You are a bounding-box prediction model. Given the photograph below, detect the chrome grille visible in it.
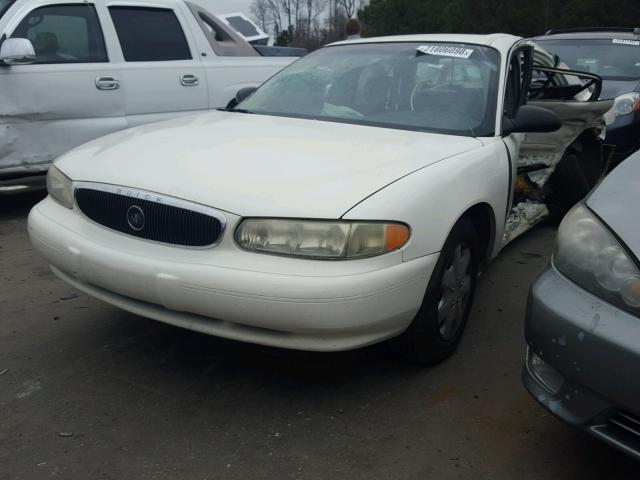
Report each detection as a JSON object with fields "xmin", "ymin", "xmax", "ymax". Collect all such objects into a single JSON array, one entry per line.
[{"xmin": 75, "ymin": 185, "xmax": 225, "ymax": 247}]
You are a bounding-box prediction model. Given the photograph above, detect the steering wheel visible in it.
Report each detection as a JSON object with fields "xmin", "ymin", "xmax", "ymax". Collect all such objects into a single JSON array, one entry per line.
[{"xmin": 410, "ymin": 80, "xmax": 436, "ymax": 112}]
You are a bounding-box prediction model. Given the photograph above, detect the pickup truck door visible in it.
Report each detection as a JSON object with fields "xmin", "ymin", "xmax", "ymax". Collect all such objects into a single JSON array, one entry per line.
[
  {"xmin": 0, "ymin": 0, "xmax": 125, "ymax": 177},
  {"xmin": 183, "ymin": 2, "xmax": 296, "ymax": 108},
  {"xmin": 106, "ymin": 4, "xmax": 208, "ymax": 127}
]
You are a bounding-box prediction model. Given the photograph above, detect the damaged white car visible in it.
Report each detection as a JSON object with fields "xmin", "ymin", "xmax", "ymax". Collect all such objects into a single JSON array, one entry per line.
[{"xmin": 29, "ymin": 34, "xmax": 613, "ymax": 364}]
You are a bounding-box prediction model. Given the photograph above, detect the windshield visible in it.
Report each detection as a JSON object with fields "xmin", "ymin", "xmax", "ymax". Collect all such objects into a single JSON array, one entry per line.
[
  {"xmin": 536, "ymin": 38, "xmax": 640, "ymax": 81},
  {"xmin": 238, "ymin": 42, "xmax": 500, "ymax": 137},
  {"xmin": 0, "ymin": 0, "xmax": 15, "ymax": 20}
]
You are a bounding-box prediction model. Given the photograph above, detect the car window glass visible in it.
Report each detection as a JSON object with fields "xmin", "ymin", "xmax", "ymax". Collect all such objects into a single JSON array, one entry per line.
[
  {"xmin": 109, "ymin": 6, "xmax": 191, "ymax": 61},
  {"xmin": 239, "ymin": 43, "xmax": 500, "ymax": 137},
  {"xmin": 12, "ymin": 4, "xmax": 107, "ymax": 64},
  {"xmin": 536, "ymin": 39, "xmax": 640, "ymax": 81}
]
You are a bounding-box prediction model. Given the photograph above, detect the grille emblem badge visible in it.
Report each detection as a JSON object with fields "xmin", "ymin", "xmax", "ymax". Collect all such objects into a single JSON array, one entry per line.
[{"xmin": 126, "ymin": 205, "xmax": 145, "ymax": 231}]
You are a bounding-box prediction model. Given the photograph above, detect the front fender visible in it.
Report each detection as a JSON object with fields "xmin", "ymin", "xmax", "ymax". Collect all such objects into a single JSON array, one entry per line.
[{"xmin": 342, "ymin": 141, "xmax": 509, "ymax": 262}]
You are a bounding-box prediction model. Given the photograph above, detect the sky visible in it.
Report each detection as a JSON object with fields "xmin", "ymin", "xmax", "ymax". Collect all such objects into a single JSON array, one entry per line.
[{"xmin": 194, "ymin": 0, "xmax": 254, "ymax": 15}]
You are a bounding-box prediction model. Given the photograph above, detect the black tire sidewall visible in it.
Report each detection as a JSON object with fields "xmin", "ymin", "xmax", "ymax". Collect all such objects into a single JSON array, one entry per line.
[{"xmin": 392, "ymin": 218, "xmax": 480, "ymax": 364}]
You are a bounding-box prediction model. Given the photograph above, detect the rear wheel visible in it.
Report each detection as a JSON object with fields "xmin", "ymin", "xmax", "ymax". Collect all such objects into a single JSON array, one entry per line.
[{"xmin": 390, "ymin": 218, "xmax": 479, "ymax": 364}]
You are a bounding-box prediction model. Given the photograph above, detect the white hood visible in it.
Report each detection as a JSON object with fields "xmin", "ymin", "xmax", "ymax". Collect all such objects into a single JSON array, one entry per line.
[{"xmin": 57, "ymin": 111, "xmax": 483, "ymax": 218}]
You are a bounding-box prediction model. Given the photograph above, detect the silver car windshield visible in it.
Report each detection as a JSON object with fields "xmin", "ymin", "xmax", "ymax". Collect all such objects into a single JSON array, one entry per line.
[{"xmin": 238, "ymin": 42, "xmax": 500, "ymax": 137}]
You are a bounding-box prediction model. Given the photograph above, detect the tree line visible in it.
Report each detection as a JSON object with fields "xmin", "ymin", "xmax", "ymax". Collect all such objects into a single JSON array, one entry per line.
[
  {"xmin": 250, "ymin": 0, "xmax": 367, "ymax": 50},
  {"xmin": 359, "ymin": 0, "xmax": 640, "ymax": 38},
  {"xmin": 250, "ymin": 0, "xmax": 640, "ymax": 49}
]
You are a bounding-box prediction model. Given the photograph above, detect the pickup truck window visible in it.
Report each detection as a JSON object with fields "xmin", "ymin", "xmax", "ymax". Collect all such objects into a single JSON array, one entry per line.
[
  {"xmin": 109, "ymin": 6, "xmax": 191, "ymax": 62},
  {"xmin": 12, "ymin": 4, "xmax": 107, "ymax": 64}
]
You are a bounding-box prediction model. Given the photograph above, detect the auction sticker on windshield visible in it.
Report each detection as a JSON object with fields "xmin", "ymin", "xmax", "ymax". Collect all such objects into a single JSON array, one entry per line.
[
  {"xmin": 417, "ymin": 45, "xmax": 474, "ymax": 59},
  {"xmin": 613, "ymin": 38, "xmax": 640, "ymax": 46}
]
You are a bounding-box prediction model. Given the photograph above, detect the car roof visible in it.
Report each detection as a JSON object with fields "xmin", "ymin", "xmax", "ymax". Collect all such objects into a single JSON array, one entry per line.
[
  {"xmin": 330, "ymin": 33, "xmax": 520, "ymax": 51},
  {"xmin": 536, "ymin": 28, "xmax": 640, "ymax": 41}
]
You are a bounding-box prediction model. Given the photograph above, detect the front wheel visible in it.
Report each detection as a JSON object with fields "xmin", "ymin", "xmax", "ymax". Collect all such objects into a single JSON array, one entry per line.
[{"xmin": 390, "ymin": 218, "xmax": 479, "ymax": 365}]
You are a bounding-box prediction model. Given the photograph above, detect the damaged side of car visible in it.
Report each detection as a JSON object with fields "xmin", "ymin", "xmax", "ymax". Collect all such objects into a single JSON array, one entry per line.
[{"xmin": 503, "ymin": 43, "xmax": 615, "ymax": 245}]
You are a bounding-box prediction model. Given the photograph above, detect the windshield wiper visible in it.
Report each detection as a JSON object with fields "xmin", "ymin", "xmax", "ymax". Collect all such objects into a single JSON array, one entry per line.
[{"xmin": 218, "ymin": 107, "xmax": 255, "ymax": 114}]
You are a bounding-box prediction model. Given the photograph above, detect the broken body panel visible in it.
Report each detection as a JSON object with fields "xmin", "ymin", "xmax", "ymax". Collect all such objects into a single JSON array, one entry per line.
[{"xmin": 503, "ymin": 44, "xmax": 614, "ymax": 245}]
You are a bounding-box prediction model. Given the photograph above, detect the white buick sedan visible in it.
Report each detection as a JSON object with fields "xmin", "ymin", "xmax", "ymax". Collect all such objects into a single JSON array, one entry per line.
[{"xmin": 29, "ymin": 34, "xmax": 613, "ymax": 363}]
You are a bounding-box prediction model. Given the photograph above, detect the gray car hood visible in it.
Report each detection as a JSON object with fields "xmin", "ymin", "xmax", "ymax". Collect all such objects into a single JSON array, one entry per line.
[{"xmin": 587, "ymin": 151, "xmax": 640, "ymax": 257}]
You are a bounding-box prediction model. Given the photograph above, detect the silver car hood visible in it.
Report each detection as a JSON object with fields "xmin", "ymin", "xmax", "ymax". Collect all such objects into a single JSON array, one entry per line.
[{"xmin": 587, "ymin": 151, "xmax": 640, "ymax": 258}]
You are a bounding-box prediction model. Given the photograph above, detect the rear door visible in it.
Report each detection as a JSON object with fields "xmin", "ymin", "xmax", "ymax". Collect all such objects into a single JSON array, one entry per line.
[
  {"xmin": 107, "ymin": 4, "xmax": 208, "ymax": 127},
  {"xmin": 0, "ymin": 0, "xmax": 125, "ymax": 176}
]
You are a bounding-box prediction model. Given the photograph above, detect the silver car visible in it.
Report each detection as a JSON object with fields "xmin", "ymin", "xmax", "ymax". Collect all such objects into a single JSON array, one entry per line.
[{"xmin": 523, "ymin": 150, "xmax": 640, "ymax": 459}]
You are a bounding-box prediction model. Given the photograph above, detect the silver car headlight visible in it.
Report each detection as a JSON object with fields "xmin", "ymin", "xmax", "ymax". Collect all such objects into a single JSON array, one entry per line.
[
  {"xmin": 235, "ymin": 219, "xmax": 410, "ymax": 259},
  {"xmin": 613, "ymin": 92, "xmax": 640, "ymax": 117},
  {"xmin": 46, "ymin": 165, "xmax": 74, "ymax": 209},
  {"xmin": 553, "ymin": 204, "xmax": 640, "ymax": 314}
]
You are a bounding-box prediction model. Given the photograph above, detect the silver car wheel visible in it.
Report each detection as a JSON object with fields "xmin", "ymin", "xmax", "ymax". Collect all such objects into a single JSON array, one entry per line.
[{"xmin": 437, "ymin": 242, "xmax": 472, "ymax": 341}]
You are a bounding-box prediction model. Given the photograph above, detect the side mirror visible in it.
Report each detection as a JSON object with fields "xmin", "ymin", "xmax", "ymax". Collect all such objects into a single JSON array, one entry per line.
[
  {"xmin": 0, "ymin": 38, "xmax": 36, "ymax": 66},
  {"xmin": 503, "ymin": 105, "xmax": 561, "ymax": 135},
  {"xmin": 235, "ymin": 86, "xmax": 257, "ymax": 105}
]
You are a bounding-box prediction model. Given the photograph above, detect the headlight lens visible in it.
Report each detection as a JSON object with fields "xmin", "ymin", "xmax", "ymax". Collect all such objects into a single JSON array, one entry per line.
[
  {"xmin": 553, "ymin": 204, "xmax": 640, "ymax": 314},
  {"xmin": 235, "ymin": 219, "xmax": 410, "ymax": 259},
  {"xmin": 613, "ymin": 92, "xmax": 640, "ymax": 116},
  {"xmin": 46, "ymin": 165, "xmax": 73, "ymax": 209}
]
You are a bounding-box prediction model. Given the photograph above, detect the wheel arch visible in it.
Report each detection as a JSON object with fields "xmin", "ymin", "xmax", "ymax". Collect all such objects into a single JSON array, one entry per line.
[{"xmin": 455, "ymin": 202, "xmax": 497, "ymax": 268}]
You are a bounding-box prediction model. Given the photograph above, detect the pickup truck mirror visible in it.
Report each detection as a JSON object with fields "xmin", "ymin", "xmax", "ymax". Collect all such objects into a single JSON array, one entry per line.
[
  {"xmin": 503, "ymin": 105, "xmax": 561, "ymax": 135},
  {"xmin": 0, "ymin": 38, "xmax": 36, "ymax": 66},
  {"xmin": 235, "ymin": 86, "xmax": 257, "ymax": 105}
]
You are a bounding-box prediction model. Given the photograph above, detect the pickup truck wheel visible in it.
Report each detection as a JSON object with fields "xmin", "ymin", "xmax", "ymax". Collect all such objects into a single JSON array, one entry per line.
[{"xmin": 390, "ymin": 218, "xmax": 479, "ymax": 365}]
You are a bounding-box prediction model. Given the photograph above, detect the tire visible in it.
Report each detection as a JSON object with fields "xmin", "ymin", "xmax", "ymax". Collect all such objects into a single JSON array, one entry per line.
[{"xmin": 390, "ymin": 217, "xmax": 480, "ymax": 365}]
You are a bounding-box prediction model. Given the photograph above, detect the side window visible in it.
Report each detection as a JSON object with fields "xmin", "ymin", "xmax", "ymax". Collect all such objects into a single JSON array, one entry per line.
[
  {"xmin": 12, "ymin": 4, "xmax": 107, "ymax": 64},
  {"xmin": 504, "ymin": 48, "xmax": 533, "ymax": 118},
  {"xmin": 109, "ymin": 7, "xmax": 191, "ymax": 62}
]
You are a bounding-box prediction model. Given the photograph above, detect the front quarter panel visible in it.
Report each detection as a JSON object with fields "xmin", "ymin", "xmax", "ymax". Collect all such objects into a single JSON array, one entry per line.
[{"xmin": 342, "ymin": 141, "xmax": 509, "ymax": 262}]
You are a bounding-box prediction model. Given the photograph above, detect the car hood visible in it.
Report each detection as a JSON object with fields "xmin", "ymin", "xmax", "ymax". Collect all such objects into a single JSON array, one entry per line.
[
  {"xmin": 57, "ymin": 111, "xmax": 483, "ymax": 218},
  {"xmin": 601, "ymin": 79, "xmax": 640, "ymax": 100},
  {"xmin": 587, "ymin": 151, "xmax": 640, "ymax": 257}
]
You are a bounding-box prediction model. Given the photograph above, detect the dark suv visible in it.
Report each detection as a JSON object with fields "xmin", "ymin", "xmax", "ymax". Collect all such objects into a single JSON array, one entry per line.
[{"xmin": 534, "ymin": 28, "xmax": 640, "ymax": 165}]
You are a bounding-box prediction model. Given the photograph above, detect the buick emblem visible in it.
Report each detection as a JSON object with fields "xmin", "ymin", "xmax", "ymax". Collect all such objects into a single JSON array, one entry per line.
[{"xmin": 126, "ymin": 205, "xmax": 145, "ymax": 231}]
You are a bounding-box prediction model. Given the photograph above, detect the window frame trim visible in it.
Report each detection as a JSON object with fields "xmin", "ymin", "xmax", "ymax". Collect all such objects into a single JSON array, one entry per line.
[
  {"xmin": 8, "ymin": 2, "xmax": 110, "ymax": 64},
  {"xmin": 107, "ymin": 4, "xmax": 194, "ymax": 62}
]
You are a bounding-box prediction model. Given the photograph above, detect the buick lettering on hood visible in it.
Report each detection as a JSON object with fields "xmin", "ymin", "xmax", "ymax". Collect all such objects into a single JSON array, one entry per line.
[{"xmin": 29, "ymin": 34, "xmax": 613, "ymax": 363}]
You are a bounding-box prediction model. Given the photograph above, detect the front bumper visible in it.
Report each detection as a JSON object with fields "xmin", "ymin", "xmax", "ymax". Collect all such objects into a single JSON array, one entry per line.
[
  {"xmin": 28, "ymin": 196, "xmax": 435, "ymax": 351},
  {"xmin": 523, "ymin": 264, "xmax": 640, "ymax": 459}
]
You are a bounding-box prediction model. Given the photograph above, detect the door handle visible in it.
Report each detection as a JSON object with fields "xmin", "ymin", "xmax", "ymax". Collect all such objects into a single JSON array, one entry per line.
[
  {"xmin": 95, "ymin": 76, "xmax": 120, "ymax": 90},
  {"xmin": 180, "ymin": 74, "xmax": 199, "ymax": 86}
]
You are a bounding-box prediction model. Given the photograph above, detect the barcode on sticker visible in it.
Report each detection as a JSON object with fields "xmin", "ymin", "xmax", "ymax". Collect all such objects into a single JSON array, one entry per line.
[
  {"xmin": 613, "ymin": 38, "xmax": 640, "ymax": 46},
  {"xmin": 417, "ymin": 45, "xmax": 474, "ymax": 59}
]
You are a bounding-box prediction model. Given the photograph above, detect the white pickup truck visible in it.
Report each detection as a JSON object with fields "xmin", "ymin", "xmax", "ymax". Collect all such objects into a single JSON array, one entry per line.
[{"xmin": 0, "ymin": 0, "xmax": 303, "ymax": 184}]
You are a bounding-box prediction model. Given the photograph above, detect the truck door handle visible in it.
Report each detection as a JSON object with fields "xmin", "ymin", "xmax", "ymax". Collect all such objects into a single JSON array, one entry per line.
[
  {"xmin": 95, "ymin": 76, "xmax": 120, "ymax": 90},
  {"xmin": 180, "ymin": 74, "xmax": 199, "ymax": 86}
]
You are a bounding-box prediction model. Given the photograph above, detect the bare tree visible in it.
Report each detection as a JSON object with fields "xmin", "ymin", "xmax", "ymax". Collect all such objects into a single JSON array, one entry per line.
[
  {"xmin": 250, "ymin": 0, "xmax": 270, "ymax": 31},
  {"xmin": 335, "ymin": 0, "xmax": 365, "ymax": 18},
  {"xmin": 249, "ymin": 0, "xmax": 361, "ymax": 49}
]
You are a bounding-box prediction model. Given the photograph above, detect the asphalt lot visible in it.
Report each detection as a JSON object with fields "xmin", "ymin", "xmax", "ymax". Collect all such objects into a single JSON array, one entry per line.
[{"xmin": 1, "ymin": 191, "xmax": 637, "ymax": 480}]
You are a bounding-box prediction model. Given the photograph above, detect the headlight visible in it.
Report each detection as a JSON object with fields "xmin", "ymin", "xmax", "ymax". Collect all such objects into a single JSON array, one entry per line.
[
  {"xmin": 46, "ymin": 165, "xmax": 73, "ymax": 209},
  {"xmin": 235, "ymin": 219, "xmax": 410, "ymax": 259},
  {"xmin": 613, "ymin": 92, "xmax": 640, "ymax": 116},
  {"xmin": 553, "ymin": 204, "xmax": 640, "ymax": 314}
]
